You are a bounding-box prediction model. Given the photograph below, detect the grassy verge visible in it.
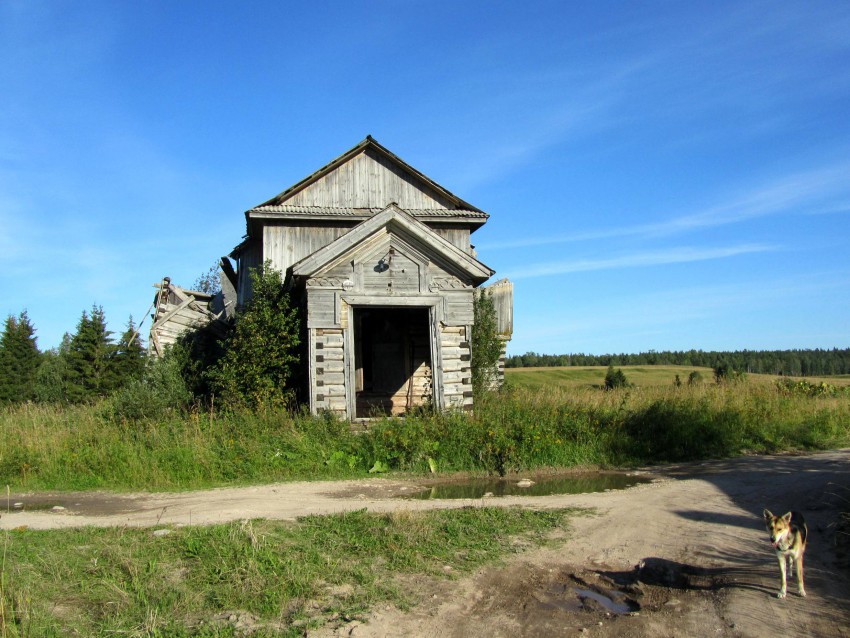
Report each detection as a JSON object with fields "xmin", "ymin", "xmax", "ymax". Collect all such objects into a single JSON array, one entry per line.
[
  {"xmin": 0, "ymin": 507, "xmax": 575, "ymax": 637},
  {"xmin": 2, "ymin": 377, "xmax": 850, "ymax": 492}
]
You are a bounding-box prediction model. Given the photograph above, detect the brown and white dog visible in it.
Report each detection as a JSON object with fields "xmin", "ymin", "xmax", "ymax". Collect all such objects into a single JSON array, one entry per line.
[{"xmin": 763, "ymin": 509, "xmax": 807, "ymax": 598}]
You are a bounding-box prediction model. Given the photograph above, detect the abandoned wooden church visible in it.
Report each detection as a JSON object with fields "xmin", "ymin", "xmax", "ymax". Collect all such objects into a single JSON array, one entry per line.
[{"xmin": 151, "ymin": 137, "xmax": 512, "ymax": 419}]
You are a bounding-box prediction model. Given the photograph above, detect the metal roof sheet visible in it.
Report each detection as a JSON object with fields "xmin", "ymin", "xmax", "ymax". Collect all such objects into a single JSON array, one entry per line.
[{"xmin": 248, "ymin": 205, "xmax": 489, "ymax": 219}]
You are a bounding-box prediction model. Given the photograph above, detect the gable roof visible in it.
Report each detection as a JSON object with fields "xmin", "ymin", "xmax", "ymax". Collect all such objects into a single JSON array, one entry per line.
[
  {"xmin": 246, "ymin": 136, "xmax": 489, "ymax": 227},
  {"xmin": 289, "ymin": 204, "xmax": 494, "ymax": 285}
]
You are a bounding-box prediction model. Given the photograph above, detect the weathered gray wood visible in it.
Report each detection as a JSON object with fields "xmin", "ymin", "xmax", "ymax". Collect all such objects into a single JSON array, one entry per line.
[
  {"xmin": 264, "ymin": 225, "xmax": 350, "ymax": 275},
  {"xmin": 291, "ymin": 206, "xmax": 493, "ymax": 283},
  {"xmin": 483, "ymin": 278, "xmax": 514, "ymax": 338},
  {"xmin": 152, "ymin": 297, "xmax": 194, "ymax": 330},
  {"xmin": 286, "ymin": 148, "xmax": 455, "ymax": 210},
  {"xmin": 229, "ymin": 139, "xmax": 511, "ymax": 419}
]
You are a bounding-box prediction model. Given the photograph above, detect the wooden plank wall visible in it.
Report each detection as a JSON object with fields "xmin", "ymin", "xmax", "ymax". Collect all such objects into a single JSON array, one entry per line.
[
  {"xmin": 486, "ymin": 278, "xmax": 514, "ymax": 338},
  {"xmin": 148, "ymin": 282, "xmax": 223, "ymax": 356},
  {"xmin": 432, "ymin": 227, "xmax": 472, "ymax": 253},
  {"xmin": 236, "ymin": 237, "xmax": 262, "ymax": 307},
  {"xmin": 287, "ymin": 150, "xmax": 455, "ymax": 210},
  {"xmin": 264, "ymin": 225, "xmax": 350, "ymax": 275}
]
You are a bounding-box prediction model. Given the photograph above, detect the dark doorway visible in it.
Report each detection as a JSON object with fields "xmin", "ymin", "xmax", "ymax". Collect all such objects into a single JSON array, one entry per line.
[{"xmin": 354, "ymin": 307, "xmax": 433, "ymax": 417}]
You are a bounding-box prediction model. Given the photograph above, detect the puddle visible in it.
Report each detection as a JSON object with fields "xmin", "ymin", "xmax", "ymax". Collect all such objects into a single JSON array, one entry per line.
[
  {"xmin": 573, "ymin": 588, "xmax": 634, "ymax": 614},
  {"xmin": 5, "ymin": 502, "xmax": 59, "ymax": 512},
  {"xmin": 404, "ymin": 472, "xmax": 652, "ymax": 500},
  {"xmin": 541, "ymin": 582, "xmax": 638, "ymax": 615},
  {"xmin": 4, "ymin": 493, "xmax": 142, "ymax": 516}
]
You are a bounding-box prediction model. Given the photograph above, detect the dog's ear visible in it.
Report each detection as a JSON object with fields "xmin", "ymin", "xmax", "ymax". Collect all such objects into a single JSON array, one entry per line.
[
  {"xmin": 763, "ymin": 509, "xmax": 773, "ymax": 521},
  {"xmin": 782, "ymin": 512, "xmax": 793, "ymax": 523}
]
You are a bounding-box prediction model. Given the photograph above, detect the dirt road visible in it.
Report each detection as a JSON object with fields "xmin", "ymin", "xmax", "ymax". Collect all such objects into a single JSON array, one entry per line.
[{"xmin": 3, "ymin": 449, "xmax": 849, "ymax": 637}]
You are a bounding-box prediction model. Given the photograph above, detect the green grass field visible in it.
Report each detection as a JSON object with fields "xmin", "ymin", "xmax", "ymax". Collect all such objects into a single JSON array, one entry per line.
[{"xmin": 505, "ymin": 365, "xmax": 850, "ymax": 390}]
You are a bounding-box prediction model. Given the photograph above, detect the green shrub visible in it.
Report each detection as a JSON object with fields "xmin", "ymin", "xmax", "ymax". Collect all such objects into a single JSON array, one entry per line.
[
  {"xmin": 104, "ymin": 355, "xmax": 192, "ymax": 422},
  {"xmin": 207, "ymin": 262, "xmax": 301, "ymax": 410},
  {"xmin": 471, "ymin": 289, "xmax": 502, "ymax": 397},
  {"xmin": 604, "ymin": 365, "xmax": 628, "ymax": 390}
]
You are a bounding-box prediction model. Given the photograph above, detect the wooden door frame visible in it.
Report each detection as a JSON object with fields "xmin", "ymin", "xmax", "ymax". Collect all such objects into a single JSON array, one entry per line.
[{"xmin": 343, "ymin": 294, "xmax": 444, "ymax": 419}]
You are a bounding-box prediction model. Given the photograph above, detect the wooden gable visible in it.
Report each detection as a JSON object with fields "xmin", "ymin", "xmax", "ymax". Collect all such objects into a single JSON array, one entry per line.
[
  {"xmin": 290, "ymin": 205, "xmax": 493, "ymax": 285},
  {"xmin": 247, "ymin": 137, "xmax": 489, "ymax": 229},
  {"xmin": 284, "ymin": 147, "xmax": 454, "ymax": 210}
]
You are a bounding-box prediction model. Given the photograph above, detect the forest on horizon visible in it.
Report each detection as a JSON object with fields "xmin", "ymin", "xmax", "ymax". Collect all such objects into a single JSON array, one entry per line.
[{"xmin": 505, "ymin": 348, "xmax": 850, "ymax": 377}]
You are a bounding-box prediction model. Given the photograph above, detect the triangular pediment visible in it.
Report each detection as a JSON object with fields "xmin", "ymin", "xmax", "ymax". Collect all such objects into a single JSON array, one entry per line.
[
  {"xmin": 290, "ymin": 205, "xmax": 493, "ymax": 284},
  {"xmin": 249, "ymin": 137, "xmax": 488, "ymax": 223}
]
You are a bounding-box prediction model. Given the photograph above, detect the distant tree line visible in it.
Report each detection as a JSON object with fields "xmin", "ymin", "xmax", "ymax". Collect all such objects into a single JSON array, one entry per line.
[
  {"xmin": 0, "ymin": 263, "xmax": 302, "ymax": 417},
  {"xmin": 506, "ymin": 348, "xmax": 850, "ymax": 377},
  {"xmin": 0, "ymin": 308, "xmax": 146, "ymax": 406}
]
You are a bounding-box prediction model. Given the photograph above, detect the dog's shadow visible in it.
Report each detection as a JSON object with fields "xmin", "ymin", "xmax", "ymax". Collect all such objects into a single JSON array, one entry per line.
[
  {"xmin": 598, "ymin": 557, "xmax": 774, "ymax": 596},
  {"xmin": 672, "ymin": 509, "xmax": 760, "ymax": 530}
]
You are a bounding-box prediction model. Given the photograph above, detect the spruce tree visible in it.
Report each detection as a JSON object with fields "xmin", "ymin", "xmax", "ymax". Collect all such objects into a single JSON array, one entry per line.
[
  {"xmin": 0, "ymin": 311, "xmax": 41, "ymax": 404},
  {"xmin": 112, "ymin": 317, "xmax": 147, "ymax": 387},
  {"xmin": 65, "ymin": 306, "xmax": 117, "ymax": 401}
]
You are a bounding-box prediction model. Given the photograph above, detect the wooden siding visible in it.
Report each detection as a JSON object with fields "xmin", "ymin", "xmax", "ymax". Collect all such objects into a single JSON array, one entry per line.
[
  {"xmin": 263, "ymin": 224, "xmax": 350, "ymax": 275},
  {"xmin": 360, "ymin": 246, "xmax": 421, "ymax": 295},
  {"xmin": 485, "ymin": 278, "xmax": 514, "ymax": 338},
  {"xmin": 286, "ymin": 149, "xmax": 456, "ymax": 210},
  {"xmin": 235, "ymin": 237, "xmax": 262, "ymax": 307},
  {"xmin": 432, "ymin": 227, "xmax": 472, "ymax": 253}
]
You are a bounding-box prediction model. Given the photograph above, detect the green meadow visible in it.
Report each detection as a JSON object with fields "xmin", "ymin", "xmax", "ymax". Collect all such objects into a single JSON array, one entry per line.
[
  {"xmin": 505, "ymin": 364, "xmax": 850, "ymax": 390},
  {"xmin": 2, "ymin": 369, "xmax": 849, "ymax": 492}
]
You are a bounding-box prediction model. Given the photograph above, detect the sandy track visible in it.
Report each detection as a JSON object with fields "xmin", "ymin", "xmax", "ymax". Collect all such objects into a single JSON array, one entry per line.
[{"xmin": 3, "ymin": 449, "xmax": 849, "ymax": 637}]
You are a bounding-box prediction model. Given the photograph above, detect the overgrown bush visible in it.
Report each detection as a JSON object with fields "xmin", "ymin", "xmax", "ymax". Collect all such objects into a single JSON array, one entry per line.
[
  {"xmin": 687, "ymin": 370, "xmax": 704, "ymax": 386},
  {"xmin": 104, "ymin": 355, "xmax": 192, "ymax": 422},
  {"xmin": 206, "ymin": 262, "xmax": 301, "ymax": 410},
  {"xmin": 604, "ymin": 365, "xmax": 628, "ymax": 390},
  {"xmin": 776, "ymin": 378, "xmax": 849, "ymax": 397},
  {"xmin": 714, "ymin": 362, "xmax": 746, "ymax": 384},
  {"xmin": 471, "ymin": 289, "xmax": 503, "ymax": 397}
]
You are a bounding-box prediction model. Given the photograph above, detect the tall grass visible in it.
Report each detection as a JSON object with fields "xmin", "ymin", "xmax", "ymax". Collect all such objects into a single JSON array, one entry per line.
[{"xmin": 2, "ymin": 380, "xmax": 849, "ymax": 491}]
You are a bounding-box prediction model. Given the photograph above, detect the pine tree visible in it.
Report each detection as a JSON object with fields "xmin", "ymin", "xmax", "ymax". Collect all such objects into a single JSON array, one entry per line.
[
  {"xmin": 65, "ymin": 306, "xmax": 117, "ymax": 402},
  {"xmin": 0, "ymin": 311, "xmax": 41, "ymax": 404}
]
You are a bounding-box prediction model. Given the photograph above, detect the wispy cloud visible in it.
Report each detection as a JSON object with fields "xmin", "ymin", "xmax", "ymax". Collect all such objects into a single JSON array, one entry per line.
[
  {"xmin": 482, "ymin": 162, "xmax": 850, "ymax": 250},
  {"xmin": 503, "ymin": 243, "xmax": 776, "ymax": 281},
  {"xmin": 512, "ymin": 268, "xmax": 850, "ymax": 353}
]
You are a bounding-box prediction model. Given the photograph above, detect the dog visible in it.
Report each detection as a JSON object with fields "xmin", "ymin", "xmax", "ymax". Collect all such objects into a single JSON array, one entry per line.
[{"xmin": 763, "ymin": 509, "xmax": 807, "ymax": 598}]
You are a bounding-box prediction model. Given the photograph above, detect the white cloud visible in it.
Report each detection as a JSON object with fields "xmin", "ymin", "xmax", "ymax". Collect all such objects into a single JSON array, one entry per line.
[
  {"xmin": 503, "ymin": 243, "xmax": 777, "ymax": 281},
  {"xmin": 481, "ymin": 162, "xmax": 850, "ymax": 251}
]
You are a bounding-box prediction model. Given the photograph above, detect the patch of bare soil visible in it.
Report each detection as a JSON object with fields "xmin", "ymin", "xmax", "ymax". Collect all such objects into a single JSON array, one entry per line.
[
  {"xmin": 309, "ymin": 450, "xmax": 850, "ymax": 638},
  {"xmin": 3, "ymin": 450, "xmax": 849, "ymax": 637}
]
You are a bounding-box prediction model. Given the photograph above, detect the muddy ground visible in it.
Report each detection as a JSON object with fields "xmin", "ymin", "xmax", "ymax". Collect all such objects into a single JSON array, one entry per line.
[{"xmin": 3, "ymin": 449, "xmax": 849, "ymax": 637}]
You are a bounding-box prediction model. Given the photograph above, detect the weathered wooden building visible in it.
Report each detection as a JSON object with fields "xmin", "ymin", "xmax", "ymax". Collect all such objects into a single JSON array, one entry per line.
[
  {"xmin": 173, "ymin": 136, "xmax": 511, "ymax": 419},
  {"xmin": 230, "ymin": 137, "xmax": 511, "ymax": 418}
]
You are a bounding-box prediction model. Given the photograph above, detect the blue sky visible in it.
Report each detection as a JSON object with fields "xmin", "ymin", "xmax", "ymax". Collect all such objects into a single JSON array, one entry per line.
[{"xmin": 2, "ymin": 0, "xmax": 849, "ymax": 356}]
